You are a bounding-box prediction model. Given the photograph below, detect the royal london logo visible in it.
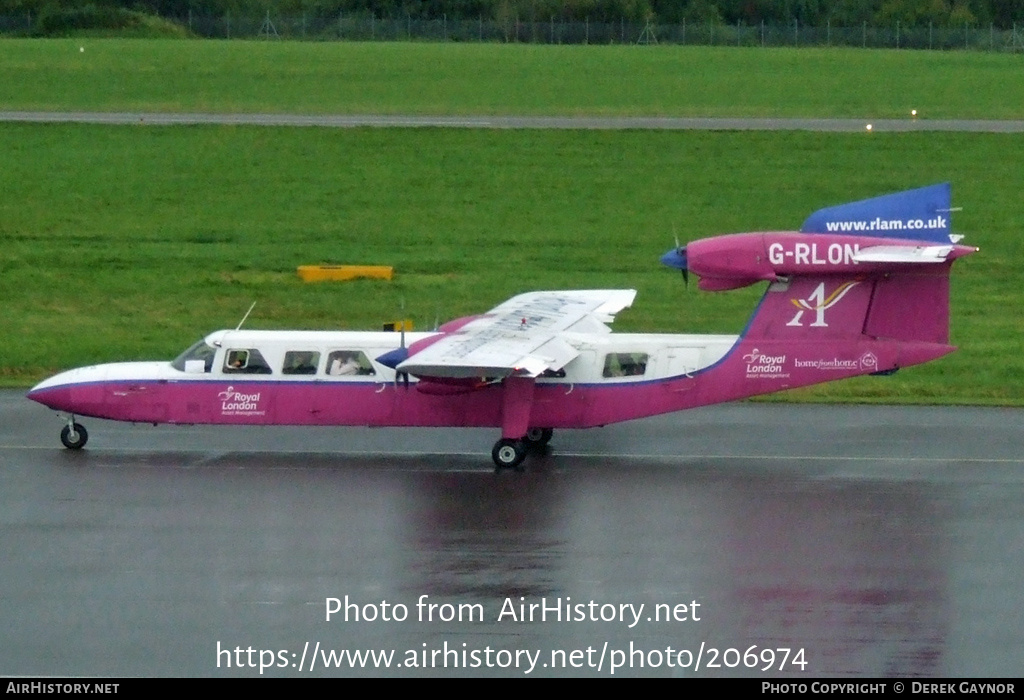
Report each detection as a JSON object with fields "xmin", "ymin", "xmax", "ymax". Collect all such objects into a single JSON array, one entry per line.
[
  {"xmin": 218, "ymin": 386, "xmax": 265, "ymax": 416},
  {"xmin": 786, "ymin": 280, "xmax": 861, "ymax": 328},
  {"xmin": 743, "ymin": 348, "xmax": 789, "ymax": 380}
]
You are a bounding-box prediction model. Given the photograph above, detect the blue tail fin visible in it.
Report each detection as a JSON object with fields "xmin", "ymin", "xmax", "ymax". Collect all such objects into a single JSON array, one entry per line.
[{"xmin": 800, "ymin": 183, "xmax": 953, "ymax": 243}]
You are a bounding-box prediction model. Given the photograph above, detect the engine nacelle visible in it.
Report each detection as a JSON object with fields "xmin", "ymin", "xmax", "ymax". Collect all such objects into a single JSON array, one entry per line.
[
  {"xmin": 663, "ymin": 232, "xmax": 976, "ymax": 292},
  {"xmin": 661, "ymin": 183, "xmax": 978, "ymax": 291}
]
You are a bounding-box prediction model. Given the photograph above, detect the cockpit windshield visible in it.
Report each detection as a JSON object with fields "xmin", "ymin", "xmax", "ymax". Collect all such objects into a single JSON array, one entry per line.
[{"xmin": 171, "ymin": 339, "xmax": 217, "ymax": 373}]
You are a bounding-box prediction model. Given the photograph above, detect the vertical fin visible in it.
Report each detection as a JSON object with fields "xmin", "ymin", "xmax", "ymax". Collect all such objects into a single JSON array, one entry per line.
[
  {"xmin": 745, "ymin": 276, "xmax": 874, "ymax": 342},
  {"xmin": 800, "ymin": 183, "xmax": 953, "ymax": 243}
]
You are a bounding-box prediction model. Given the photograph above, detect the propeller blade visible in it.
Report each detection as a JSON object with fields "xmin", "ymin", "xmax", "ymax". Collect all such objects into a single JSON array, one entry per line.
[
  {"xmin": 375, "ymin": 346, "xmax": 409, "ymax": 370},
  {"xmin": 660, "ymin": 245, "xmax": 688, "ymax": 287}
]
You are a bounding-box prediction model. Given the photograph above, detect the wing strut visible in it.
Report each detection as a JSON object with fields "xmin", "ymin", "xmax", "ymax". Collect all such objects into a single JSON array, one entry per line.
[
  {"xmin": 500, "ymin": 376, "xmax": 535, "ymax": 440},
  {"xmin": 491, "ymin": 376, "xmax": 537, "ymax": 470}
]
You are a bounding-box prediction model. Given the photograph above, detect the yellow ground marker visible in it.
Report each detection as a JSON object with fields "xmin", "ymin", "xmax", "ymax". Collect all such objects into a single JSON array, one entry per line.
[{"xmin": 297, "ymin": 265, "xmax": 393, "ymax": 282}]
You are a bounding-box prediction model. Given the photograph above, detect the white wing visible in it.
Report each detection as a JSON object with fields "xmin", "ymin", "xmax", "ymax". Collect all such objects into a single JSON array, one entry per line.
[{"xmin": 397, "ymin": 289, "xmax": 637, "ymax": 379}]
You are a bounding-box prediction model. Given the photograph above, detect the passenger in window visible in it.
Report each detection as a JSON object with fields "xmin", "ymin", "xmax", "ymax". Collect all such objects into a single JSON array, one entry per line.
[
  {"xmin": 623, "ymin": 353, "xmax": 648, "ymax": 376},
  {"xmin": 329, "ymin": 353, "xmax": 361, "ymax": 376},
  {"xmin": 283, "ymin": 351, "xmax": 318, "ymax": 375},
  {"xmin": 603, "ymin": 353, "xmax": 647, "ymax": 378}
]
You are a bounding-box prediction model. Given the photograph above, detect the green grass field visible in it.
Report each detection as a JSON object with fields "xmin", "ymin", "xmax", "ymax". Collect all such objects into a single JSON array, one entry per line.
[
  {"xmin": 2, "ymin": 40, "xmax": 1022, "ymax": 403},
  {"xmin": 3, "ymin": 39, "xmax": 1024, "ymax": 118}
]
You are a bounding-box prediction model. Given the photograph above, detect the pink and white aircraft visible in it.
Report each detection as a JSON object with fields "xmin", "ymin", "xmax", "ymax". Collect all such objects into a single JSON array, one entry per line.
[{"xmin": 28, "ymin": 184, "xmax": 976, "ymax": 469}]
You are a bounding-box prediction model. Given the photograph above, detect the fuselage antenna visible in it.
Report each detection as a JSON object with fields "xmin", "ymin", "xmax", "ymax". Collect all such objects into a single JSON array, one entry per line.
[{"xmin": 235, "ymin": 301, "xmax": 257, "ymax": 331}]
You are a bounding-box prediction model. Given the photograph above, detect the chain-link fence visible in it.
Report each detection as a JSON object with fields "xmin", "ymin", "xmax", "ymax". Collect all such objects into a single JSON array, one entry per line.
[{"xmin": 4, "ymin": 11, "xmax": 1024, "ymax": 51}]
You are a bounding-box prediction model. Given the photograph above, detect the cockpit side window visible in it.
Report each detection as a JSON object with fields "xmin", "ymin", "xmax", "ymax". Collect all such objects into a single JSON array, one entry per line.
[
  {"xmin": 171, "ymin": 339, "xmax": 216, "ymax": 373},
  {"xmin": 224, "ymin": 348, "xmax": 273, "ymax": 374},
  {"xmin": 282, "ymin": 351, "xmax": 320, "ymax": 375},
  {"xmin": 326, "ymin": 350, "xmax": 376, "ymax": 376}
]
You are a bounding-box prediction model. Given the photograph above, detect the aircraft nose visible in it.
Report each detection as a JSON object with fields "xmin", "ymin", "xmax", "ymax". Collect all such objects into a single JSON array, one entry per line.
[
  {"xmin": 26, "ymin": 366, "xmax": 107, "ymax": 414},
  {"xmin": 26, "ymin": 382, "xmax": 75, "ymax": 411}
]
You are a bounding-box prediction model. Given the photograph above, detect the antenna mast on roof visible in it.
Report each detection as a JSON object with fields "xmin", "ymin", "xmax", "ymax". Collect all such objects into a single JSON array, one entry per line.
[{"xmin": 235, "ymin": 302, "xmax": 257, "ymax": 331}]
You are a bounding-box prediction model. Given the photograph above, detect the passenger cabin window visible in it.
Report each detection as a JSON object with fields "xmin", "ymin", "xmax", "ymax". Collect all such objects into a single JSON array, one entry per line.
[
  {"xmin": 603, "ymin": 352, "xmax": 648, "ymax": 378},
  {"xmin": 282, "ymin": 351, "xmax": 320, "ymax": 375},
  {"xmin": 171, "ymin": 339, "xmax": 216, "ymax": 373},
  {"xmin": 224, "ymin": 348, "xmax": 273, "ymax": 374},
  {"xmin": 326, "ymin": 350, "xmax": 376, "ymax": 376}
]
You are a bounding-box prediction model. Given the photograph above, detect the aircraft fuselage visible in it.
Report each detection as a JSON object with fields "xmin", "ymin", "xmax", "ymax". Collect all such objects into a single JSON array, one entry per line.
[{"xmin": 27, "ymin": 324, "xmax": 948, "ymax": 433}]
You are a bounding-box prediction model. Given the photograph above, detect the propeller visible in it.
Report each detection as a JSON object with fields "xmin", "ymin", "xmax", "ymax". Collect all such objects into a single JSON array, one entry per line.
[
  {"xmin": 396, "ymin": 317, "xmax": 410, "ymax": 388},
  {"xmin": 660, "ymin": 237, "xmax": 689, "ymax": 286},
  {"xmin": 374, "ymin": 298, "xmax": 411, "ymax": 387},
  {"xmin": 375, "ymin": 343, "xmax": 411, "ymax": 388}
]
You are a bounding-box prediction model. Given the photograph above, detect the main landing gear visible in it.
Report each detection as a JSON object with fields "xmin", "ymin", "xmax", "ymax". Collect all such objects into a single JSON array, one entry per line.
[
  {"xmin": 491, "ymin": 428, "xmax": 553, "ymax": 470},
  {"xmin": 60, "ymin": 417, "xmax": 88, "ymax": 449}
]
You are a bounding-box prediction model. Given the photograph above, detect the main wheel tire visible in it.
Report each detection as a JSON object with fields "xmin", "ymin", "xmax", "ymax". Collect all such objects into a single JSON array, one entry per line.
[
  {"xmin": 60, "ymin": 423, "xmax": 88, "ymax": 449},
  {"xmin": 492, "ymin": 438, "xmax": 526, "ymax": 471},
  {"xmin": 523, "ymin": 427, "xmax": 553, "ymax": 446}
]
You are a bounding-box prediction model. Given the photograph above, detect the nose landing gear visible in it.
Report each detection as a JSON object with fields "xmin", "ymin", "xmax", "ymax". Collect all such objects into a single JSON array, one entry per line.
[{"xmin": 60, "ymin": 417, "xmax": 88, "ymax": 449}]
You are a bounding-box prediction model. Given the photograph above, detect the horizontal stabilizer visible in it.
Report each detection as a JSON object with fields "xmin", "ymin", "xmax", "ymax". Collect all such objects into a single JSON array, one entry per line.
[{"xmin": 853, "ymin": 245, "xmax": 955, "ymax": 264}]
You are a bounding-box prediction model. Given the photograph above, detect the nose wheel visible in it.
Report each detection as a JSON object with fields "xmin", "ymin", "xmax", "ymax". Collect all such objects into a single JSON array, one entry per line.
[{"xmin": 60, "ymin": 420, "xmax": 88, "ymax": 449}]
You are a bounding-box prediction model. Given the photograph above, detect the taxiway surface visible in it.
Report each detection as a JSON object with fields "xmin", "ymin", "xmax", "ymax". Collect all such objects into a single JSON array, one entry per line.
[
  {"xmin": 3, "ymin": 111, "xmax": 1024, "ymax": 132},
  {"xmin": 2, "ymin": 391, "xmax": 1023, "ymax": 677}
]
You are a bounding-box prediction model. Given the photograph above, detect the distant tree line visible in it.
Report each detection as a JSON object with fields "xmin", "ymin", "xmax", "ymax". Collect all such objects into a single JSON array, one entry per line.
[{"xmin": 3, "ymin": 0, "xmax": 1024, "ymax": 29}]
